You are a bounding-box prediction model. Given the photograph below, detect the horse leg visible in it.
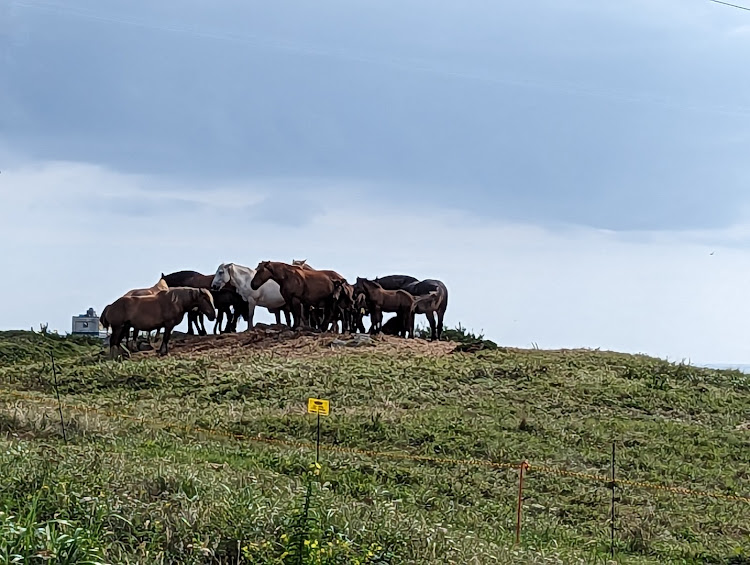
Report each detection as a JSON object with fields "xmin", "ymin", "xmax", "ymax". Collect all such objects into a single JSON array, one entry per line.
[
  {"xmin": 369, "ymin": 308, "xmax": 382, "ymax": 334},
  {"xmin": 158, "ymin": 325, "xmax": 175, "ymax": 356},
  {"xmin": 425, "ymin": 310, "xmax": 437, "ymax": 341},
  {"xmin": 273, "ymin": 309, "xmax": 281, "ymax": 325},
  {"xmin": 109, "ymin": 325, "xmax": 123, "ymax": 359},
  {"xmin": 227, "ymin": 309, "xmax": 238, "ymax": 333},
  {"xmin": 198, "ymin": 312, "xmax": 207, "ymax": 336},
  {"xmin": 322, "ymin": 300, "xmax": 338, "ymax": 333},
  {"xmin": 245, "ymin": 303, "xmax": 256, "ymax": 331},
  {"xmin": 291, "ymin": 299, "xmax": 303, "ymax": 329},
  {"xmin": 436, "ymin": 308, "xmax": 445, "ymax": 341},
  {"xmin": 130, "ymin": 328, "xmax": 140, "ymax": 351},
  {"xmin": 186, "ymin": 311, "xmax": 195, "ymax": 335},
  {"xmin": 214, "ymin": 309, "xmax": 223, "ymax": 335},
  {"xmin": 224, "ymin": 306, "xmax": 231, "ymax": 332},
  {"xmin": 356, "ymin": 310, "xmax": 366, "ymax": 334}
]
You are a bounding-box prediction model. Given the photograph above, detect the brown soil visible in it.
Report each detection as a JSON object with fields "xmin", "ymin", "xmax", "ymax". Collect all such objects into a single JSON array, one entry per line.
[{"xmin": 129, "ymin": 324, "xmax": 458, "ymax": 359}]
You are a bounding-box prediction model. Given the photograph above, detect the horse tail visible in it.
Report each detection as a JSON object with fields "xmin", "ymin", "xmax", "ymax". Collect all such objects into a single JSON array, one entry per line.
[
  {"xmin": 437, "ymin": 283, "xmax": 448, "ymax": 311},
  {"xmin": 100, "ymin": 305, "xmax": 110, "ymax": 330},
  {"xmin": 413, "ymin": 291, "xmax": 439, "ymax": 314}
]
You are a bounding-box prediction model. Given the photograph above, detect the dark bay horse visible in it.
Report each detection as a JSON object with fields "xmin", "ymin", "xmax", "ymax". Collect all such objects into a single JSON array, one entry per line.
[
  {"xmin": 251, "ymin": 261, "xmax": 337, "ymax": 329},
  {"xmin": 372, "ymin": 275, "xmax": 419, "ymax": 291},
  {"xmin": 402, "ymin": 279, "xmax": 448, "ymax": 340},
  {"xmin": 100, "ymin": 288, "xmax": 215, "ymax": 358}
]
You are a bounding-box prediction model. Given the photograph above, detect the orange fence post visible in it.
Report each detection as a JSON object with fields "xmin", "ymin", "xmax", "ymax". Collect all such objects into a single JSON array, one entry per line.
[{"xmin": 515, "ymin": 460, "xmax": 530, "ymax": 546}]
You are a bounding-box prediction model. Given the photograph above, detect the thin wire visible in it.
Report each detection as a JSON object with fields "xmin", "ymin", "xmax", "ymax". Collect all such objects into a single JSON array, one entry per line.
[{"xmin": 708, "ymin": 0, "xmax": 750, "ymax": 11}]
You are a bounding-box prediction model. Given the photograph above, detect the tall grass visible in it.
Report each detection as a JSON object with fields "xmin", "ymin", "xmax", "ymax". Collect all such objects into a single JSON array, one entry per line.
[{"xmin": 0, "ymin": 329, "xmax": 748, "ymax": 564}]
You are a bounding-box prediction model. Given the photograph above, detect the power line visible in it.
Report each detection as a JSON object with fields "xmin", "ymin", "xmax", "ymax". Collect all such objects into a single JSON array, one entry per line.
[{"xmin": 708, "ymin": 0, "xmax": 750, "ymax": 11}]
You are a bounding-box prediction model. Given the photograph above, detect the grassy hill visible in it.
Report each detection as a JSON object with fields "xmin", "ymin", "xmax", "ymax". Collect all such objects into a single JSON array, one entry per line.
[{"xmin": 0, "ymin": 328, "xmax": 748, "ymax": 564}]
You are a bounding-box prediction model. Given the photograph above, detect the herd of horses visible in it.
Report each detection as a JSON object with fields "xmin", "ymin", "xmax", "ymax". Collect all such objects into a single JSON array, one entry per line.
[{"xmin": 99, "ymin": 259, "xmax": 448, "ymax": 358}]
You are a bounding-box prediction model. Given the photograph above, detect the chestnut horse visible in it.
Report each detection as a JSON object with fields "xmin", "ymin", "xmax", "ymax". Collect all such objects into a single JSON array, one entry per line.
[
  {"xmin": 123, "ymin": 278, "xmax": 168, "ymax": 297},
  {"xmin": 251, "ymin": 261, "xmax": 337, "ymax": 329},
  {"xmin": 120, "ymin": 278, "xmax": 169, "ymax": 348},
  {"xmin": 292, "ymin": 260, "xmax": 350, "ymax": 331},
  {"xmin": 100, "ymin": 288, "xmax": 215, "ymax": 358}
]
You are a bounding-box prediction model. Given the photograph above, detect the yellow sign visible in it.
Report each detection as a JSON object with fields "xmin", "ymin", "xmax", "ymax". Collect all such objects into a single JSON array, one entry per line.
[{"xmin": 307, "ymin": 398, "xmax": 330, "ymax": 416}]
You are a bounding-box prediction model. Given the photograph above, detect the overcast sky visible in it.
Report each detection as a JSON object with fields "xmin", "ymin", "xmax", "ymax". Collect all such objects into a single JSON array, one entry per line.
[{"xmin": 2, "ymin": 0, "xmax": 750, "ymax": 365}]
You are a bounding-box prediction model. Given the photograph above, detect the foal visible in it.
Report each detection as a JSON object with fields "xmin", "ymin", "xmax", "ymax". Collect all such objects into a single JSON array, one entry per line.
[{"xmin": 355, "ymin": 278, "xmax": 418, "ymax": 338}]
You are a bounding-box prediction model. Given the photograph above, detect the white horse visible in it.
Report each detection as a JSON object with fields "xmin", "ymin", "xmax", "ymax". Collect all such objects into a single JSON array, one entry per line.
[{"xmin": 211, "ymin": 263, "xmax": 290, "ymax": 330}]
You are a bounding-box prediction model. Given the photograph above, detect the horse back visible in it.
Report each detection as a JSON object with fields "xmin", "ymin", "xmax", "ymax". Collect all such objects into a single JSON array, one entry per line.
[
  {"xmin": 162, "ymin": 270, "xmax": 212, "ymax": 289},
  {"xmin": 374, "ymin": 275, "xmax": 419, "ymax": 291},
  {"xmin": 108, "ymin": 290, "xmax": 187, "ymax": 330},
  {"xmin": 405, "ymin": 279, "xmax": 447, "ymax": 313},
  {"xmin": 299, "ymin": 269, "xmax": 335, "ymax": 296}
]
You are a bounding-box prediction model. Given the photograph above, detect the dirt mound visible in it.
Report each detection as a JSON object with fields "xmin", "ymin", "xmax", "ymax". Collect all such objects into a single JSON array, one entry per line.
[{"xmin": 130, "ymin": 324, "xmax": 457, "ymax": 359}]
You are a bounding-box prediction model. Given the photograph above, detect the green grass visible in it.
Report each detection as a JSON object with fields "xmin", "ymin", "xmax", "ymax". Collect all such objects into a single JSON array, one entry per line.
[{"xmin": 0, "ymin": 329, "xmax": 748, "ymax": 564}]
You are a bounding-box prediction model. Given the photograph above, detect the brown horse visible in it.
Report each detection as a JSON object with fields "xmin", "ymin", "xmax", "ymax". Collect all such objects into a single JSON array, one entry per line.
[
  {"xmin": 329, "ymin": 279, "xmax": 358, "ymax": 333},
  {"xmin": 100, "ymin": 288, "xmax": 215, "ymax": 359},
  {"xmin": 123, "ymin": 278, "xmax": 168, "ymax": 297},
  {"xmin": 161, "ymin": 270, "xmax": 253, "ymax": 335},
  {"xmin": 119, "ymin": 278, "xmax": 169, "ymax": 349},
  {"xmin": 372, "ymin": 274, "xmax": 449, "ymax": 340},
  {"xmin": 251, "ymin": 261, "xmax": 337, "ymax": 329},
  {"xmin": 378, "ymin": 291, "xmax": 442, "ymax": 338},
  {"xmin": 161, "ymin": 271, "xmax": 214, "ymax": 335},
  {"xmin": 292, "ymin": 260, "xmax": 350, "ymax": 330},
  {"xmin": 351, "ymin": 292, "xmax": 368, "ymax": 334},
  {"xmin": 355, "ymin": 278, "xmax": 420, "ymax": 338}
]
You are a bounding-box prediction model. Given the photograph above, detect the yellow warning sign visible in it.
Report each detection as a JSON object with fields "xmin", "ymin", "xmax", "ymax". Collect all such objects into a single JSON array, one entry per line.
[{"xmin": 307, "ymin": 398, "xmax": 330, "ymax": 416}]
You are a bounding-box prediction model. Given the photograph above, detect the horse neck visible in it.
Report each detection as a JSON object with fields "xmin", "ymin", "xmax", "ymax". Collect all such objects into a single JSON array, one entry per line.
[
  {"xmin": 363, "ymin": 281, "xmax": 383, "ymax": 300},
  {"xmin": 230, "ymin": 264, "xmax": 255, "ymax": 285},
  {"xmin": 270, "ymin": 263, "xmax": 293, "ymax": 283}
]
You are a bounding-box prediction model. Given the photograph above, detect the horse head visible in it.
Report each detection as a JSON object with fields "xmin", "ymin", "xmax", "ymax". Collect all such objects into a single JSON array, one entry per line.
[
  {"xmin": 250, "ymin": 261, "xmax": 272, "ymax": 290},
  {"xmin": 197, "ymin": 288, "xmax": 217, "ymax": 321},
  {"xmin": 333, "ymin": 280, "xmax": 354, "ymax": 306},
  {"xmin": 211, "ymin": 263, "xmax": 232, "ymax": 291}
]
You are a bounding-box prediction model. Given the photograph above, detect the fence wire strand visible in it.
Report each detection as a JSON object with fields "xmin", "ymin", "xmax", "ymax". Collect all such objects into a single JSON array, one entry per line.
[{"xmin": 1, "ymin": 389, "xmax": 748, "ymax": 504}]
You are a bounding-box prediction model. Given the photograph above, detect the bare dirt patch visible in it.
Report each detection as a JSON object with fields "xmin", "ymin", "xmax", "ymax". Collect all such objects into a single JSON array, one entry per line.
[{"xmin": 130, "ymin": 325, "xmax": 457, "ymax": 360}]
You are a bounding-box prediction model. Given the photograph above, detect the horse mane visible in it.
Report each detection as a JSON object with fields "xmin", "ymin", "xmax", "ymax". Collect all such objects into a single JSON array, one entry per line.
[{"xmin": 200, "ymin": 288, "xmax": 215, "ymax": 307}]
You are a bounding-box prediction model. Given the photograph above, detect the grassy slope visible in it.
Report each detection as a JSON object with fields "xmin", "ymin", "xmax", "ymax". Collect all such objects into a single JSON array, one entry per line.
[{"xmin": 0, "ymin": 329, "xmax": 748, "ymax": 564}]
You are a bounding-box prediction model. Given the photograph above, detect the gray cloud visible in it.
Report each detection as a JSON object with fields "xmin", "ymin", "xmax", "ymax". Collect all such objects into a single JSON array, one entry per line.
[{"xmin": 2, "ymin": 1, "xmax": 750, "ymax": 230}]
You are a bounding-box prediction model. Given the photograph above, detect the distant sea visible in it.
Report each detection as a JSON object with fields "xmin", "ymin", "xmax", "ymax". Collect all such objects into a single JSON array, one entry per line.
[{"xmin": 700, "ymin": 364, "xmax": 750, "ymax": 373}]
